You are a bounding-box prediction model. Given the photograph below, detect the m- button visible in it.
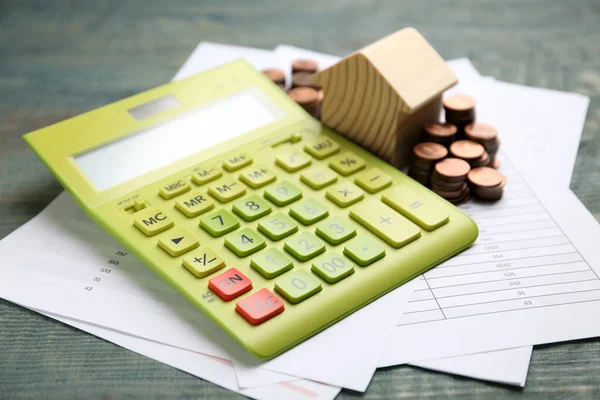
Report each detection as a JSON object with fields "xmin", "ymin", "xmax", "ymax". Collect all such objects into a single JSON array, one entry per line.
[
  {"xmin": 208, "ymin": 268, "xmax": 253, "ymax": 301},
  {"xmin": 159, "ymin": 179, "xmax": 191, "ymax": 199},
  {"xmin": 133, "ymin": 208, "xmax": 174, "ymax": 236}
]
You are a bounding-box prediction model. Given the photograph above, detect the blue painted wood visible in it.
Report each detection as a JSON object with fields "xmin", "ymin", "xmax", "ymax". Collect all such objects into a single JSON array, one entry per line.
[{"xmin": 1, "ymin": 0, "xmax": 600, "ymax": 398}]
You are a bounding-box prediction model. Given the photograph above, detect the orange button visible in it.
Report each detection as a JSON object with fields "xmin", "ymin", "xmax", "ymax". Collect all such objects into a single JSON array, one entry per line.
[
  {"xmin": 236, "ymin": 288, "xmax": 285, "ymax": 325},
  {"xmin": 208, "ymin": 268, "xmax": 252, "ymax": 301}
]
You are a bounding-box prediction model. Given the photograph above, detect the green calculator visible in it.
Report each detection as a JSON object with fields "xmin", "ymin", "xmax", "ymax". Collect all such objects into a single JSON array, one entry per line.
[{"xmin": 23, "ymin": 60, "xmax": 478, "ymax": 359}]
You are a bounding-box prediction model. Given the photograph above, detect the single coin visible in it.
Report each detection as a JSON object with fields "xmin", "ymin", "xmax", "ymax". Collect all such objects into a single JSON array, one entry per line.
[
  {"xmin": 292, "ymin": 59, "xmax": 318, "ymax": 73},
  {"xmin": 467, "ymin": 167, "xmax": 504, "ymax": 188},
  {"xmin": 443, "ymin": 95, "xmax": 476, "ymax": 111},
  {"xmin": 288, "ymin": 87, "xmax": 320, "ymax": 106},
  {"xmin": 317, "ymin": 90, "xmax": 324, "ymax": 102},
  {"xmin": 424, "ymin": 122, "xmax": 457, "ymax": 137},
  {"xmin": 465, "ymin": 123, "xmax": 498, "ymax": 141},
  {"xmin": 413, "ymin": 142, "xmax": 448, "ymax": 161},
  {"xmin": 435, "ymin": 158, "xmax": 471, "ymax": 178},
  {"xmin": 450, "ymin": 140, "xmax": 485, "ymax": 160},
  {"xmin": 262, "ymin": 68, "xmax": 285, "ymax": 84},
  {"xmin": 291, "ymin": 72, "xmax": 321, "ymax": 89},
  {"xmin": 493, "ymin": 158, "xmax": 500, "ymax": 169}
]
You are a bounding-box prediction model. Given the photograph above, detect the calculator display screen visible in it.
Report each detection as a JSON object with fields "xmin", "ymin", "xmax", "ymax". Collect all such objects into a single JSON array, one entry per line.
[{"xmin": 74, "ymin": 88, "xmax": 284, "ymax": 191}]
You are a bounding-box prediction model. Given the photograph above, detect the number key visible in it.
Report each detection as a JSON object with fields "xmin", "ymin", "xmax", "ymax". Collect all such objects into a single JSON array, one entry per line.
[
  {"xmin": 311, "ymin": 253, "xmax": 355, "ymax": 284},
  {"xmin": 284, "ymin": 232, "xmax": 326, "ymax": 261},
  {"xmin": 275, "ymin": 269, "xmax": 322, "ymax": 304},
  {"xmin": 225, "ymin": 228, "xmax": 266, "ymax": 257},
  {"xmin": 232, "ymin": 195, "xmax": 272, "ymax": 222},
  {"xmin": 250, "ymin": 248, "xmax": 293, "ymax": 279},
  {"xmin": 264, "ymin": 181, "xmax": 302, "ymax": 206},
  {"xmin": 315, "ymin": 216, "xmax": 357, "ymax": 245},
  {"xmin": 289, "ymin": 199, "xmax": 329, "ymax": 225},
  {"xmin": 199, "ymin": 209, "xmax": 240, "ymax": 237},
  {"xmin": 257, "ymin": 213, "xmax": 298, "ymax": 241}
]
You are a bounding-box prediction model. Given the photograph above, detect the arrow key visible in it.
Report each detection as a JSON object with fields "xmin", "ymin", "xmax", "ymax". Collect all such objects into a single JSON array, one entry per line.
[{"xmin": 158, "ymin": 228, "xmax": 200, "ymax": 257}]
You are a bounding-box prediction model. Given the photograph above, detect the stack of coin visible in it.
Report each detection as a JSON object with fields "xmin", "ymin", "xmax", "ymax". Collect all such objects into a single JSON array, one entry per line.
[
  {"xmin": 430, "ymin": 158, "xmax": 471, "ymax": 204},
  {"xmin": 287, "ymin": 87, "xmax": 321, "ymax": 118},
  {"xmin": 261, "ymin": 68, "xmax": 286, "ymax": 90},
  {"xmin": 449, "ymin": 140, "xmax": 488, "ymax": 168},
  {"xmin": 467, "ymin": 167, "xmax": 506, "ymax": 201},
  {"xmin": 465, "ymin": 122, "xmax": 500, "ymax": 166},
  {"xmin": 423, "ymin": 122, "xmax": 457, "ymax": 147},
  {"xmin": 292, "ymin": 59, "xmax": 318, "ymax": 74},
  {"xmin": 409, "ymin": 142, "xmax": 448, "ymax": 185},
  {"xmin": 291, "ymin": 71, "xmax": 321, "ymax": 90},
  {"xmin": 443, "ymin": 95, "xmax": 476, "ymax": 136}
]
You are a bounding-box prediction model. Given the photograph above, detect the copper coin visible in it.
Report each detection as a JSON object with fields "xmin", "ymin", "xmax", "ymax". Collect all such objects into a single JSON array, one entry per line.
[
  {"xmin": 493, "ymin": 158, "xmax": 500, "ymax": 169},
  {"xmin": 467, "ymin": 167, "xmax": 504, "ymax": 188},
  {"xmin": 262, "ymin": 68, "xmax": 285, "ymax": 84},
  {"xmin": 435, "ymin": 158, "xmax": 471, "ymax": 178},
  {"xmin": 424, "ymin": 122, "xmax": 457, "ymax": 137},
  {"xmin": 443, "ymin": 95, "xmax": 476, "ymax": 111},
  {"xmin": 450, "ymin": 140, "xmax": 485, "ymax": 160},
  {"xmin": 291, "ymin": 72, "xmax": 321, "ymax": 89},
  {"xmin": 292, "ymin": 59, "xmax": 318, "ymax": 73},
  {"xmin": 465, "ymin": 123, "xmax": 498, "ymax": 141},
  {"xmin": 288, "ymin": 87, "xmax": 320, "ymax": 106},
  {"xmin": 413, "ymin": 142, "xmax": 448, "ymax": 161}
]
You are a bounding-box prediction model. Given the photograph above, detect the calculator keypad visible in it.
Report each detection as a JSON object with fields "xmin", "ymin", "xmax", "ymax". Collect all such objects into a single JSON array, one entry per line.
[
  {"xmin": 192, "ymin": 166, "xmax": 222, "ymax": 185},
  {"xmin": 257, "ymin": 213, "xmax": 298, "ymax": 241},
  {"xmin": 159, "ymin": 179, "xmax": 191, "ymax": 199},
  {"xmin": 275, "ymin": 269, "xmax": 322, "ymax": 304},
  {"xmin": 236, "ymin": 288, "xmax": 285, "ymax": 325},
  {"xmin": 232, "ymin": 195, "xmax": 272, "ymax": 222},
  {"xmin": 284, "ymin": 232, "xmax": 326, "ymax": 262},
  {"xmin": 325, "ymin": 181, "xmax": 364, "ymax": 207},
  {"xmin": 225, "ymin": 228, "xmax": 267, "ymax": 257},
  {"xmin": 133, "ymin": 208, "xmax": 175, "ymax": 236},
  {"xmin": 121, "ymin": 130, "xmax": 470, "ymax": 339},
  {"xmin": 349, "ymin": 199, "xmax": 421, "ymax": 248},
  {"xmin": 239, "ymin": 165, "xmax": 277, "ymax": 189},
  {"xmin": 175, "ymin": 191, "xmax": 215, "ymax": 217},
  {"xmin": 311, "ymin": 253, "xmax": 355, "ymax": 284},
  {"xmin": 264, "ymin": 181, "xmax": 303, "ymax": 206},
  {"xmin": 208, "ymin": 179, "xmax": 246, "ymax": 203},
  {"xmin": 250, "ymin": 248, "xmax": 294, "ymax": 279},
  {"xmin": 289, "ymin": 199, "xmax": 329, "ymax": 225},
  {"xmin": 157, "ymin": 228, "xmax": 200, "ymax": 257},
  {"xmin": 209, "ymin": 268, "xmax": 253, "ymax": 301},
  {"xmin": 182, "ymin": 247, "xmax": 226, "ymax": 278},
  {"xmin": 200, "ymin": 209, "xmax": 240, "ymax": 237}
]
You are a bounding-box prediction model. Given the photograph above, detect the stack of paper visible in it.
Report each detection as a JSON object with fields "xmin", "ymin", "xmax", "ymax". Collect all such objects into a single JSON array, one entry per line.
[{"xmin": 0, "ymin": 42, "xmax": 595, "ymax": 398}]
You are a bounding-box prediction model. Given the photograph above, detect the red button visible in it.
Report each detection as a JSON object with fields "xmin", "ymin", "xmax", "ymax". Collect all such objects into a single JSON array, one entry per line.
[
  {"xmin": 236, "ymin": 288, "xmax": 285, "ymax": 325},
  {"xmin": 208, "ymin": 268, "xmax": 252, "ymax": 301}
]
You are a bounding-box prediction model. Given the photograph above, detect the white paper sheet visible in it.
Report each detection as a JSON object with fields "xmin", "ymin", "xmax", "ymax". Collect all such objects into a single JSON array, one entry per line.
[
  {"xmin": 271, "ymin": 44, "xmax": 535, "ymax": 387},
  {"xmin": 0, "ymin": 43, "xmax": 417, "ymax": 392}
]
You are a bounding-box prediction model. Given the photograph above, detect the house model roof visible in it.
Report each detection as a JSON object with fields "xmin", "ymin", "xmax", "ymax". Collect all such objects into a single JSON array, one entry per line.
[{"xmin": 312, "ymin": 27, "xmax": 457, "ymax": 167}]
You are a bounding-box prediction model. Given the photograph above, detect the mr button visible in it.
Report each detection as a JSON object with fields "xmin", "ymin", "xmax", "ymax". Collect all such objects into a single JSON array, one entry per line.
[
  {"xmin": 208, "ymin": 268, "xmax": 252, "ymax": 301},
  {"xmin": 236, "ymin": 288, "xmax": 285, "ymax": 325},
  {"xmin": 133, "ymin": 208, "xmax": 174, "ymax": 236}
]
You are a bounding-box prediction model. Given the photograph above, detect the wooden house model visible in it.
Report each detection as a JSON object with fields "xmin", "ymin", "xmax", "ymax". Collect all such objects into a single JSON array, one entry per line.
[{"xmin": 312, "ymin": 27, "xmax": 458, "ymax": 168}]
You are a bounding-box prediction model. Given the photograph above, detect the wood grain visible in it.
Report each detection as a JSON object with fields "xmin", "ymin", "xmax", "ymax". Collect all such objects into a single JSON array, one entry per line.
[
  {"xmin": 1, "ymin": 0, "xmax": 600, "ymax": 399},
  {"xmin": 314, "ymin": 28, "xmax": 457, "ymax": 167}
]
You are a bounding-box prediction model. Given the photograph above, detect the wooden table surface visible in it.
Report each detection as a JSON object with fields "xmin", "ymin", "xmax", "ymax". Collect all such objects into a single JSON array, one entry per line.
[{"xmin": 1, "ymin": 1, "xmax": 600, "ymax": 398}]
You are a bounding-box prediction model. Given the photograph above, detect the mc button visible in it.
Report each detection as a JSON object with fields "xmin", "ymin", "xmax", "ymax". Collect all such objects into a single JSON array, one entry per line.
[
  {"xmin": 133, "ymin": 208, "xmax": 174, "ymax": 237},
  {"xmin": 208, "ymin": 268, "xmax": 253, "ymax": 301}
]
